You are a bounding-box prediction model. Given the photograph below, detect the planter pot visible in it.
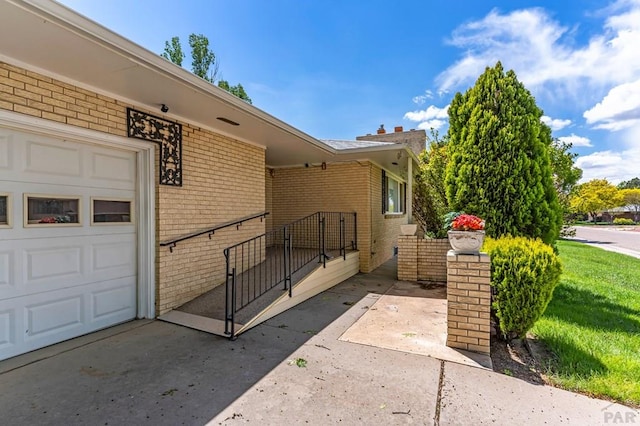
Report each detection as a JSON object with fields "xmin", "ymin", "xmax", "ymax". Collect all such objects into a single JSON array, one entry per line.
[
  {"xmin": 400, "ymin": 224, "xmax": 418, "ymax": 236},
  {"xmin": 447, "ymin": 230, "xmax": 485, "ymax": 254}
]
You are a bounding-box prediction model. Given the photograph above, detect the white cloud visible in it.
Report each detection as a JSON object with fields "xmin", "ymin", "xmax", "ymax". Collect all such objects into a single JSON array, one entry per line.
[
  {"xmin": 541, "ymin": 115, "xmax": 571, "ymax": 131},
  {"xmin": 436, "ymin": 2, "xmax": 640, "ymax": 95},
  {"xmin": 412, "ymin": 90, "xmax": 434, "ymax": 105},
  {"xmin": 558, "ymin": 133, "xmax": 592, "ymax": 147},
  {"xmin": 417, "ymin": 120, "xmax": 447, "ymax": 131},
  {"xmin": 404, "ymin": 105, "xmax": 449, "ymax": 122},
  {"xmin": 404, "ymin": 104, "xmax": 450, "ymax": 131},
  {"xmin": 576, "ymin": 146, "xmax": 640, "ymax": 184},
  {"xmin": 583, "ymin": 78, "xmax": 640, "ymax": 130}
]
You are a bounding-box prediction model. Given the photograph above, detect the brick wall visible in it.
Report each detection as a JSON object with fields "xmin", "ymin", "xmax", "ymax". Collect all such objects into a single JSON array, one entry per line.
[
  {"xmin": 0, "ymin": 61, "xmax": 266, "ymax": 315},
  {"xmin": 369, "ymin": 165, "xmax": 407, "ymax": 271},
  {"xmin": 397, "ymin": 237, "xmax": 450, "ymax": 282},
  {"xmin": 418, "ymin": 239, "xmax": 450, "ymax": 282},
  {"xmin": 270, "ymin": 162, "xmax": 372, "ymax": 271},
  {"xmin": 446, "ymin": 251, "xmax": 491, "ymax": 355},
  {"xmin": 270, "ymin": 162, "xmax": 408, "ymax": 273},
  {"xmin": 397, "ymin": 236, "xmax": 418, "ymax": 281}
]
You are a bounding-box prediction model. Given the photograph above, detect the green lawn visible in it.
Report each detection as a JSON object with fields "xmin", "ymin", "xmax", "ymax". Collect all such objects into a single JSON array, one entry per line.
[{"xmin": 532, "ymin": 240, "xmax": 640, "ymax": 406}]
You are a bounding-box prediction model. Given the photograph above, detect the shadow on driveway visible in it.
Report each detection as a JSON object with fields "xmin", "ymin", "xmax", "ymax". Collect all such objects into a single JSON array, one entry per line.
[{"xmin": 0, "ymin": 261, "xmax": 396, "ymax": 425}]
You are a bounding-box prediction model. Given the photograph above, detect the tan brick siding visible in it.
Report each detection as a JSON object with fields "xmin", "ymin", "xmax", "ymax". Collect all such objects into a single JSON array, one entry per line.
[
  {"xmin": 418, "ymin": 238, "xmax": 450, "ymax": 282},
  {"xmin": 270, "ymin": 162, "xmax": 373, "ymax": 272},
  {"xmin": 370, "ymin": 165, "xmax": 407, "ymax": 271},
  {"xmin": 397, "ymin": 236, "xmax": 418, "ymax": 281},
  {"xmin": 0, "ymin": 61, "xmax": 265, "ymax": 315},
  {"xmin": 446, "ymin": 252, "xmax": 491, "ymax": 355},
  {"xmin": 270, "ymin": 162, "xmax": 408, "ymax": 273}
]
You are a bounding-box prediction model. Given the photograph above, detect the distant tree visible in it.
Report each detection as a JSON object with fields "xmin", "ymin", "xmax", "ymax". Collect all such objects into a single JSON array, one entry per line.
[
  {"xmin": 618, "ymin": 177, "xmax": 640, "ymax": 189},
  {"xmin": 188, "ymin": 34, "xmax": 218, "ymax": 82},
  {"xmin": 413, "ymin": 130, "xmax": 449, "ymax": 237},
  {"xmin": 550, "ymin": 139, "xmax": 582, "ymax": 198},
  {"xmin": 620, "ymin": 188, "xmax": 640, "ymax": 222},
  {"xmin": 218, "ymin": 80, "xmax": 252, "ymax": 104},
  {"xmin": 570, "ymin": 179, "xmax": 622, "ymax": 222},
  {"xmin": 161, "ymin": 36, "xmax": 184, "ymax": 66},
  {"xmin": 549, "ymin": 139, "xmax": 582, "ymax": 236},
  {"xmin": 445, "ymin": 62, "xmax": 562, "ymax": 245},
  {"xmin": 162, "ymin": 34, "xmax": 251, "ymax": 103}
]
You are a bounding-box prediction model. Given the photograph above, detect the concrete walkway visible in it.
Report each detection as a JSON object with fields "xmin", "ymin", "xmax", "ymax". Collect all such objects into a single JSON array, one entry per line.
[{"xmin": 0, "ymin": 259, "xmax": 634, "ymax": 426}]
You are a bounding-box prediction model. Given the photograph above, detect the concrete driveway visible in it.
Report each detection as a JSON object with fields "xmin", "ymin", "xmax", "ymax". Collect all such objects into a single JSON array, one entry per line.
[{"xmin": 0, "ymin": 260, "xmax": 632, "ymax": 425}]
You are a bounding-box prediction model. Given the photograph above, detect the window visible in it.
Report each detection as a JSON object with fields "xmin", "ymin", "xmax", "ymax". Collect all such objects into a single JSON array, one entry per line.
[
  {"xmin": 25, "ymin": 194, "xmax": 81, "ymax": 226},
  {"xmin": 91, "ymin": 198, "xmax": 133, "ymax": 224},
  {"xmin": 382, "ymin": 170, "xmax": 405, "ymax": 214},
  {"xmin": 0, "ymin": 193, "xmax": 10, "ymax": 227}
]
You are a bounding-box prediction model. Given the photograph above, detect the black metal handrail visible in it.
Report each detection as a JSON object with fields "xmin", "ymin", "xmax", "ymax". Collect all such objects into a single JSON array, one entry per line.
[
  {"xmin": 160, "ymin": 211, "xmax": 269, "ymax": 252},
  {"xmin": 224, "ymin": 211, "xmax": 357, "ymax": 338}
]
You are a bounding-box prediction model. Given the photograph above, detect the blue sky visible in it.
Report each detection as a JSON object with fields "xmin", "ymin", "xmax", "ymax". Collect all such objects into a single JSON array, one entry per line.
[{"xmin": 58, "ymin": 0, "xmax": 640, "ymax": 184}]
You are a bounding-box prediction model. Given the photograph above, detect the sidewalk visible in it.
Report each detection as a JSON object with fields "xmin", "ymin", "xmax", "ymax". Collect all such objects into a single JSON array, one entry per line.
[{"xmin": 0, "ymin": 259, "xmax": 633, "ymax": 426}]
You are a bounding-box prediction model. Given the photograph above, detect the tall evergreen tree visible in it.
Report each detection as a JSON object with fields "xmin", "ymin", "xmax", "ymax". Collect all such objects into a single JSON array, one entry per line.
[{"xmin": 445, "ymin": 62, "xmax": 562, "ymax": 245}]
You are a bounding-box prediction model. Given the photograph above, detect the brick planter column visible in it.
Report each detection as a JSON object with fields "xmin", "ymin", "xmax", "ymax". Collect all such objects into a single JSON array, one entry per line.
[
  {"xmin": 397, "ymin": 236, "xmax": 418, "ymax": 281},
  {"xmin": 446, "ymin": 251, "xmax": 491, "ymax": 355}
]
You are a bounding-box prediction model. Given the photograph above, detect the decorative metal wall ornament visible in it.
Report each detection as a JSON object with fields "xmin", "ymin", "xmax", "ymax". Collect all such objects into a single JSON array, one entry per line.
[{"xmin": 126, "ymin": 107, "xmax": 182, "ymax": 186}]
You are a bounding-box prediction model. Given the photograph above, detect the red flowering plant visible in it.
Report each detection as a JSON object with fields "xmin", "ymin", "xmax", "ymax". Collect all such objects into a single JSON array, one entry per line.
[{"xmin": 443, "ymin": 211, "xmax": 485, "ymax": 232}]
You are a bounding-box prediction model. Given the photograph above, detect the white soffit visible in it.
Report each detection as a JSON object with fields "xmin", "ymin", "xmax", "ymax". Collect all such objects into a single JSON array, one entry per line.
[{"xmin": 0, "ymin": 0, "xmax": 333, "ymax": 166}]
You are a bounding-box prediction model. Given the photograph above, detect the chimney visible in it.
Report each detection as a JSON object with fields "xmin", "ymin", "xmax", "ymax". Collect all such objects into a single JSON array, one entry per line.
[
  {"xmin": 394, "ymin": 126, "xmax": 403, "ymax": 133},
  {"xmin": 377, "ymin": 124, "xmax": 386, "ymax": 134}
]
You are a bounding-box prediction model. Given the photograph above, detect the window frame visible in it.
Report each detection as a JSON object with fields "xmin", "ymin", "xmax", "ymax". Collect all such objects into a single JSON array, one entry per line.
[
  {"xmin": 382, "ymin": 170, "xmax": 406, "ymax": 215},
  {"xmin": 23, "ymin": 193, "xmax": 82, "ymax": 227},
  {"xmin": 90, "ymin": 197, "xmax": 135, "ymax": 225},
  {"xmin": 0, "ymin": 192, "xmax": 12, "ymax": 228}
]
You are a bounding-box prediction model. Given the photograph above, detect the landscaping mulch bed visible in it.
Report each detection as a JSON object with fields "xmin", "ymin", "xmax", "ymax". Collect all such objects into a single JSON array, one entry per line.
[{"xmin": 490, "ymin": 336, "xmax": 547, "ymax": 386}]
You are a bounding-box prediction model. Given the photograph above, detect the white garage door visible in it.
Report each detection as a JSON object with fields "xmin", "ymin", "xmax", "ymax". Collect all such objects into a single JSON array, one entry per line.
[{"xmin": 0, "ymin": 128, "xmax": 138, "ymax": 361}]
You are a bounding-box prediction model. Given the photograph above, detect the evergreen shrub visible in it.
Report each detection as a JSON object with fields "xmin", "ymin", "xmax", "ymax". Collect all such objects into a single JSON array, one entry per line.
[{"xmin": 483, "ymin": 236, "xmax": 562, "ymax": 340}]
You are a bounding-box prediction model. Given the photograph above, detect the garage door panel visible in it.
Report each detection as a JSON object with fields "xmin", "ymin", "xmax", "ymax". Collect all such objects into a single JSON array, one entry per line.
[
  {"xmin": 90, "ymin": 151, "xmax": 135, "ymax": 184},
  {"xmin": 91, "ymin": 277, "xmax": 136, "ymax": 321},
  {"xmin": 0, "ymin": 132, "xmax": 11, "ymax": 169},
  {"xmin": 25, "ymin": 294, "xmax": 83, "ymax": 339},
  {"xmin": 25, "ymin": 246, "xmax": 83, "ymax": 282},
  {"xmin": 92, "ymin": 240, "xmax": 135, "ymax": 273},
  {"xmin": 0, "ymin": 250, "xmax": 13, "ymax": 287},
  {"xmin": 0, "ymin": 309, "xmax": 15, "ymax": 350},
  {"xmin": 25, "ymin": 140, "xmax": 82, "ymax": 177}
]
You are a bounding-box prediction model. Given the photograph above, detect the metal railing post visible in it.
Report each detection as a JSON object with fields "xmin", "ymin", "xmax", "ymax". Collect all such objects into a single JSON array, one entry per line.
[
  {"xmin": 224, "ymin": 246, "xmax": 237, "ymax": 339},
  {"xmin": 224, "ymin": 248, "xmax": 231, "ymax": 335},
  {"xmin": 288, "ymin": 231, "xmax": 293, "ymax": 297},
  {"xmin": 317, "ymin": 212, "xmax": 322, "ymax": 263},
  {"xmin": 353, "ymin": 212, "xmax": 358, "ymax": 250},
  {"xmin": 283, "ymin": 225, "xmax": 292, "ymax": 292},
  {"xmin": 340, "ymin": 212, "xmax": 346, "ymax": 260},
  {"xmin": 321, "ymin": 215, "xmax": 326, "ymax": 268}
]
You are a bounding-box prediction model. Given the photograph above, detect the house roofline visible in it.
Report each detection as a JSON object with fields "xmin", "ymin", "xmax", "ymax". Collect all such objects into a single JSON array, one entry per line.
[{"xmin": 8, "ymin": 0, "xmax": 334, "ymax": 155}]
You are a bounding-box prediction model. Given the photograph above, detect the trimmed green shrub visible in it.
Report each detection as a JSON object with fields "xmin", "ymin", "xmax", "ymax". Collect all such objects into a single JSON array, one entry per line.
[
  {"xmin": 483, "ymin": 236, "xmax": 562, "ymax": 340},
  {"xmin": 613, "ymin": 218, "xmax": 635, "ymax": 225}
]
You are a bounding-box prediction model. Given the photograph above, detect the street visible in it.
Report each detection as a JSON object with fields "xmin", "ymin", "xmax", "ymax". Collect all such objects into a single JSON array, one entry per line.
[{"xmin": 572, "ymin": 226, "xmax": 640, "ymax": 258}]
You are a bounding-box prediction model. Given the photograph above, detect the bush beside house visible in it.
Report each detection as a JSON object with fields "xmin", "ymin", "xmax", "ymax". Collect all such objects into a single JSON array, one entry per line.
[{"xmin": 483, "ymin": 236, "xmax": 562, "ymax": 340}]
